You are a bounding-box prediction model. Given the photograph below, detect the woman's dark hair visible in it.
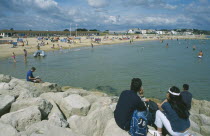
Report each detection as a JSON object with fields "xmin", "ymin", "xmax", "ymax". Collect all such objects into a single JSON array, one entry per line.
[
  {"xmin": 168, "ymin": 86, "xmax": 189, "ymax": 119},
  {"xmin": 130, "ymin": 78, "xmax": 142, "ymax": 92}
]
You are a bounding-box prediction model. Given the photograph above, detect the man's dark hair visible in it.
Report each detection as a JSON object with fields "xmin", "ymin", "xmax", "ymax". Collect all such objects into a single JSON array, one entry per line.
[
  {"xmin": 183, "ymin": 84, "xmax": 189, "ymax": 90},
  {"xmin": 130, "ymin": 78, "xmax": 142, "ymax": 92},
  {"xmin": 31, "ymin": 67, "xmax": 36, "ymax": 71}
]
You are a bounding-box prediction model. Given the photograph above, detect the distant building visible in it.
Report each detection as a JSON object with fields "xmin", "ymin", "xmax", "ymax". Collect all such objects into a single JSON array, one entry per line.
[
  {"xmin": 127, "ymin": 29, "xmax": 134, "ymax": 34},
  {"xmin": 171, "ymin": 30, "xmax": 178, "ymax": 35},
  {"xmin": 141, "ymin": 30, "xmax": 147, "ymax": 34},
  {"xmin": 109, "ymin": 31, "xmax": 127, "ymax": 34},
  {"xmin": 156, "ymin": 31, "xmax": 164, "ymax": 35},
  {"xmin": 0, "ymin": 32, "xmax": 6, "ymax": 37},
  {"xmin": 0, "ymin": 30, "xmax": 100, "ymax": 37},
  {"xmin": 183, "ymin": 31, "xmax": 193, "ymax": 35}
]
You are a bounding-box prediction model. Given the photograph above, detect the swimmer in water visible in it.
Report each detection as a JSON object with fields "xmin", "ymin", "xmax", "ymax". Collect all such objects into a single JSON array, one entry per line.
[
  {"xmin": 193, "ymin": 45, "xmax": 196, "ymax": 51},
  {"xmin": 12, "ymin": 52, "xmax": 16, "ymax": 63},
  {"xmin": 166, "ymin": 43, "xmax": 168, "ymax": 48},
  {"xmin": 198, "ymin": 50, "xmax": 203, "ymax": 58}
]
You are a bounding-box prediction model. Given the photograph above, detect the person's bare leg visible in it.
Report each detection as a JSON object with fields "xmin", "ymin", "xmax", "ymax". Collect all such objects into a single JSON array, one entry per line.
[{"xmin": 157, "ymin": 128, "xmax": 162, "ymax": 135}]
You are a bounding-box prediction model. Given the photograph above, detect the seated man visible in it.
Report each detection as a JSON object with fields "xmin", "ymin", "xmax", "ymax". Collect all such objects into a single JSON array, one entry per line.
[
  {"xmin": 181, "ymin": 84, "xmax": 192, "ymax": 110},
  {"xmin": 26, "ymin": 67, "xmax": 42, "ymax": 83},
  {"xmin": 114, "ymin": 78, "xmax": 147, "ymax": 135}
]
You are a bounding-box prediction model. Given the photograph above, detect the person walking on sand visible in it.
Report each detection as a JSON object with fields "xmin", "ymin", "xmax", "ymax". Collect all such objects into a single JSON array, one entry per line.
[
  {"xmin": 12, "ymin": 52, "xmax": 16, "ymax": 63},
  {"xmin": 23, "ymin": 49, "xmax": 27, "ymax": 60}
]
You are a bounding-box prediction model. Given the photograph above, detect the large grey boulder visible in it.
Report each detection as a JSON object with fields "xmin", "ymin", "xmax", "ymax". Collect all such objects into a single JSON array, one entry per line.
[
  {"xmin": 25, "ymin": 120, "xmax": 84, "ymax": 136},
  {"xmin": 0, "ymin": 122, "xmax": 18, "ymax": 136},
  {"xmin": 16, "ymin": 89, "xmax": 38, "ymax": 100},
  {"xmin": 201, "ymin": 126, "xmax": 210, "ymax": 136},
  {"xmin": 0, "ymin": 82, "xmax": 12, "ymax": 90},
  {"xmin": 0, "ymin": 95, "xmax": 15, "ymax": 116},
  {"xmin": 48, "ymin": 113, "xmax": 69, "ymax": 128},
  {"xmin": 189, "ymin": 119, "xmax": 200, "ymax": 133},
  {"xmin": 59, "ymin": 94, "xmax": 90, "ymax": 118},
  {"xmin": 0, "ymin": 106, "xmax": 42, "ymax": 131},
  {"xmin": 68, "ymin": 106, "xmax": 113, "ymax": 136},
  {"xmin": 35, "ymin": 82, "xmax": 61, "ymax": 94},
  {"xmin": 10, "ymin": 97, "xmax": 52, "ymax": 119},
  {"xmin": 64, "ymin": 88, "xmax": 89, "ymax": 97},
  {"xmin": 102, "ymin": 118, "xmax": 130, "ymax": 136},
  {"xmin": 89, "ymin": 97, "xmax": 112, "ymax": 113},
  {"xmin": 84, "ymin": 94, "xmax": 101, "ymax": 104},
  {"xmin": 0, "ymin": 74, "xmax": 12, "ymax": 83},
  {"xmin": 40, "ymin": 92, "xmax": 67, "ymax": 105},
  {"xmin": 9, "ymin": 78, "xmax": 33, "ymax": 89}
]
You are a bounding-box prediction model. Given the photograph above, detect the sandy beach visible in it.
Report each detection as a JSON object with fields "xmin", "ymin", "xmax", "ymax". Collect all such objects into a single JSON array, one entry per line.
[{"xmin": 0, "ymin": 34, "xmax": 207, "ymax": 59}]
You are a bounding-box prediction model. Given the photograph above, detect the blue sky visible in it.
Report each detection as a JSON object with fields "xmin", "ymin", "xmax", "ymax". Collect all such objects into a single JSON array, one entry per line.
[{"xmin": 0, "ymin": 0, "xmax": 210, "ymax": 31}]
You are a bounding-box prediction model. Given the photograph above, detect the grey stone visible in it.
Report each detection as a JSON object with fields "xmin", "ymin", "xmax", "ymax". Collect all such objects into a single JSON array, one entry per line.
[
  {"xmin": 59, "ymin": 94, "xmax": 90, "ymax": 118},
  {"xmin": 10, "ymin": 97, "xmax": 52, "ymax": 119},
  {"xmin": 35, "ymin": 82, "xmax": 61, "ymax": 94},
  {"xmin": 89, "ymin": 97, "xmax": 112, "ymax": 113},
  {"xmin": 0, "ymin": 74, "xmax": 12, "ymax": 83},
  {"xmin": 201, "ymin": 126, "xmax": 210, "ymax": 136},
  {"xmin": 189, "ymin": 119, "xmax": 200, "ymax": 133},
  {"xmin": 0, "ymin": 106, "xmax": 41, "ymax": 131},
  {"xmin": 0, "ymin": 82, "xmax": 12, "ymax": 90},
  {"xmin": 0, "ymin": 95, "xmax": 15, "ymax": 116},
  {"xmin": 25, "ymin": 120, "xmax": 83, "ymax": 136},
  {"xmin": 0, "ymin": 122, "xmax": 18, "ymax": 136},
  {"xmin": 64, "ymin": 88, "xmax": 89, "ymax": 97},
  {"xmin": 40, "ymin": 92, "xmax": 66, "ymax": 105},
  {"xmin": 68, "ymin": 106, "xmax": 113, "ymax": 136},
  {"xmin": 102, "ymin": 118, "xmax": 130, "ymax": 136},
  {"xmin": 48, "ymin": 113, "xmax": 69, "ymax": 128}
]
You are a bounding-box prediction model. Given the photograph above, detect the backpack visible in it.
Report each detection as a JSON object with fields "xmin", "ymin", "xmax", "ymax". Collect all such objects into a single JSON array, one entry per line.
[
  {"xmin": 129, "ymin": 110, "xmax": 148, "ymax": 136},
  {"xmin": 146, "ymin": 101, "xmax": 158, "ymax": 127}
]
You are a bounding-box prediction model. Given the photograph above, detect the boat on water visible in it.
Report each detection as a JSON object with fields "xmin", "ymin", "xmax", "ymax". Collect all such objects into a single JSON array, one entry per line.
[{"xmin": 33, "ymin": 50, "xmax": 46, "ymax": 57}]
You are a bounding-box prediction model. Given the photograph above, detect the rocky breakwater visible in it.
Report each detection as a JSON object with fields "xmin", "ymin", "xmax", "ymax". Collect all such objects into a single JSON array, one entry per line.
[{"xmin": 0, "ymin": 74, "xmax": 209, "ymax": 136}]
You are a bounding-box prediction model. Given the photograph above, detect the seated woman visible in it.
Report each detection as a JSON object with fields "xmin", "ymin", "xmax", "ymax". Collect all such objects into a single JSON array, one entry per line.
[{"xmin": 149, "ymin": 86, "xmax": 190, "ymax": 136}]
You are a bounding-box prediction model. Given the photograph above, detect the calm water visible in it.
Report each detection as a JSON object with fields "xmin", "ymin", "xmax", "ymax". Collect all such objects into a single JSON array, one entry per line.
[{"xmin": 0, "ymin": 39, "xmax": 210, "ymax": 100}]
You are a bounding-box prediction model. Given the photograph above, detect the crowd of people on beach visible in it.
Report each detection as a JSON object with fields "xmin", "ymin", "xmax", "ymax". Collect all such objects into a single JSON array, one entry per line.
[{"xmin": 114, "ymin": 78, "xmax": 192, "ymax": 136}]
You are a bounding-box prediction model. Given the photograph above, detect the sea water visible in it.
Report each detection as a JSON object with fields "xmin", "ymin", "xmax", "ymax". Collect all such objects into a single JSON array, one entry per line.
[{"xmin": 0, "ymin": 39, "xmax": 210, "ymax": 100}]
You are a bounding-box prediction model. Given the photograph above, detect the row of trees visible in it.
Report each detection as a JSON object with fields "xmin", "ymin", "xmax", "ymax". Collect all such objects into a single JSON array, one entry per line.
[{"xmin": 63, "ymin": 28, "xmax": 101, "ymax": 32}]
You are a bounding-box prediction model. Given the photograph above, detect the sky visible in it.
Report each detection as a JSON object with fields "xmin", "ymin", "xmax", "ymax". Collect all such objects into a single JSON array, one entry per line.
[{"xmin": 0, "ymin": 0, "xmax": 210, "ymax": 31}]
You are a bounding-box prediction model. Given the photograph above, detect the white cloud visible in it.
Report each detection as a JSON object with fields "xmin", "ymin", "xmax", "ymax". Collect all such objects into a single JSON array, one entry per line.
[{"xmin": 87, "ymin": 0, "xmax": 109, "ymax": 8}]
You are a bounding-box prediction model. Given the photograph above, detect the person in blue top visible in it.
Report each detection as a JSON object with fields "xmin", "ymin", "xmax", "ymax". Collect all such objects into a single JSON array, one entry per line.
[
  {"xmin": 26, "ymin": 67, "xmax": 42, "ymax": 83},
  {"xmin": 149, "ymin": 86, "xmax": 190, "ymax": 136},
  {"xmin": 114, "ymin": 78, "xmax": 147, "ymax": 132},
  {"xmin": 181, "ymin": 84, "xmax": 192, "ymax": 110}
]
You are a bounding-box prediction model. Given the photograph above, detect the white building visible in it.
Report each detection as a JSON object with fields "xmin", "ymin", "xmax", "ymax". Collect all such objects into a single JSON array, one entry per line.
[
  {"xmin": 171, "ymin": 30, "xmax": 178, "ymax": 35},
  {"xmin": 0, "ymin": 32, "xmax": 6, "ymax": 37},
  {"xmin": 156, "ymin": 31, "xmax": 164, "ymax": 35},
  {"xmin": 127, "ymin": 29, "xmax": 135, "ymax": 34},
  {"xmin": 184, "ymin": 31, "xmax": 193, "ymax": 35},
  {"xmin": 141, "ymin": 30, "xmax": 147, "ymax": 34}
]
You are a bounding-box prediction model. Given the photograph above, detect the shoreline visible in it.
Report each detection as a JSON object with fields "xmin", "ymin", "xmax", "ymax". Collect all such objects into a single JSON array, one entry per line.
[{"xmin": 0, "ymin": 35, "xmax": 209, "ymax": 60}]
